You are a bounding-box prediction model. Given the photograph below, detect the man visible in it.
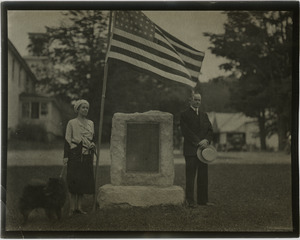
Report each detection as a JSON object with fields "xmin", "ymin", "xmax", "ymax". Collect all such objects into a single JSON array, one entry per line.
[{"xmin": 180, "ymin": 93, "xmax": 213, "ymax": 208}]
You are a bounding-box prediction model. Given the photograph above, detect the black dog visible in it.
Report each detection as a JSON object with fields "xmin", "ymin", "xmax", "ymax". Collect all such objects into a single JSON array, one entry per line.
[{"xmin": 19, "ymin": 178, "xmax": 67, "ymax": 224}]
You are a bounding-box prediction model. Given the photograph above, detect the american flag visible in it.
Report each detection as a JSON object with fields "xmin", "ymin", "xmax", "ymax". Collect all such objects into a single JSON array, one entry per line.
[{"xmin": 106, "ymin": 11, "xmax": 205, "ymax": 88}]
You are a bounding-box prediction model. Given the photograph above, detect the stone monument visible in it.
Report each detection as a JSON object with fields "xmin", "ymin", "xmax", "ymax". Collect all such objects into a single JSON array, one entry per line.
[{"xmin": 98, "ymin": 111, "xmax": 185, "ymax": 208}]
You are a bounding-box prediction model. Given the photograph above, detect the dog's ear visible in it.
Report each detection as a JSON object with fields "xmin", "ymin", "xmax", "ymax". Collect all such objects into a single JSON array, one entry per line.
[
  {"xmin": 43, "ymin": 186, "xmax": 52, "ymax": 196},
  {"xmin": 44, "ymin": 185, "xmax": 55, "ymax": 196}
]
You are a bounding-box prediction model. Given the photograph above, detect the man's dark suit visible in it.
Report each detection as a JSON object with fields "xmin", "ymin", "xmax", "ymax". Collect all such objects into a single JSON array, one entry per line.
[{"xmin": 180, "ymin": 107, "xmax": 213, "ymax": 205}]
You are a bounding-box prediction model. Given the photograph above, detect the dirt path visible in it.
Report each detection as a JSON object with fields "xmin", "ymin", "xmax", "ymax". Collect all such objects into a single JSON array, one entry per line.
[
  {"xmin": 7, "ymin": 149, "xmax": 111, "ymax": 166},
  {"xmin": 7, "ymin": 149, "xmax": 291, "ymax": 166}
]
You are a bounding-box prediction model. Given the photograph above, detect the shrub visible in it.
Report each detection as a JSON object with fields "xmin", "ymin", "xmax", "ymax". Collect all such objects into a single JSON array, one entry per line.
[{"xmin": 12, "ymin": 123, "xmax": 48, "ymax": 142}]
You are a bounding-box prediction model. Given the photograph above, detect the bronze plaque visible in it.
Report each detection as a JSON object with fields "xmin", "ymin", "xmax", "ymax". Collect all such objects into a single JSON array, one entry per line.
[{"xmin": 126, "ymin": 123, "xmax": 159, "ymax": 172}]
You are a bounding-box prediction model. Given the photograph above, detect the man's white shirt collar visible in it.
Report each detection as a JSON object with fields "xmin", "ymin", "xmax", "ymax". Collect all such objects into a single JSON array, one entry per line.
[{"xmin": 190, "ymin": 106, "xmax": 198, "ymax": 115}]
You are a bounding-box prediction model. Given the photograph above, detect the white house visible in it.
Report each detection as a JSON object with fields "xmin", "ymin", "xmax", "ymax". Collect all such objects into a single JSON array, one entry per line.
[
  {"xmin": 8, "ymin": 39, "xmax": 64, "ymax": 141},
  {"xmin": 207, "ymin": 112, "xmax": 279, "ymax": 151}
]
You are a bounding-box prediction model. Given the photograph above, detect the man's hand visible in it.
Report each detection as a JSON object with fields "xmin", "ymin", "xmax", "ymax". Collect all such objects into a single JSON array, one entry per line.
[
  {"xmin": 198, "ymin": 139, "xmax": 209, "ymax": 148},
  {"xmin": 63, "ymin": 158, "xmax": 68, "ymax": 165}
]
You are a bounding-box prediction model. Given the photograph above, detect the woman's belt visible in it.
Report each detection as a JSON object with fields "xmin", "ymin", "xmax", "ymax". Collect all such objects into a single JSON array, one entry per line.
[
  {"xmin": 71, "ymin": 141, "xmax": 92, "ymax": 154},
  {"xmin": 71, "ymin": 141, "xmax": 89, "ymax": 149}
]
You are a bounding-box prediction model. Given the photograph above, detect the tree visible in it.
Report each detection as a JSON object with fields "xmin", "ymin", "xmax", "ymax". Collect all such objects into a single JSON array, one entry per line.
[
  {"xmin": 29, "ymin": 11, "xmax": 207, "ymax": 144},
  {"xmin": 198, "ymin": 75, "xmax": 236, "ymax": 113},
  {"xmin": 45, "ymin": 11, "xmax": 109, "ymax": 119},
  {"xmin": 28, "ymin": 10, "xmax": 111, "ymax": 142},
  {"xmin": 204, "ymin": 11, "xmax": 293, "ymax": 150}
]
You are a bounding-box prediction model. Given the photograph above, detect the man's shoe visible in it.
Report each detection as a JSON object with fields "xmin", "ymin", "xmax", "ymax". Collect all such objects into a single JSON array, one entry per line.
[
  {"xmin": 68, "ymin": 209, "xmax": 76, "ymax": 216},
  {"xmin": 77, "ymin": 209, "xmax": 87, "ymax": 214},
  {"xmin": 198, "ymin": 202, "xmax": 215, "ymax": 206},
  {"xmin": 74, "ymin": 209, "xmax": 87, "ymax": 214},
  {"xmin": 187, "ymin": 203, "xmax": 198, "ymax": 208},
  {"xmin": 206, "ymin": 202, "xmax": 215, "ymax": 206}
]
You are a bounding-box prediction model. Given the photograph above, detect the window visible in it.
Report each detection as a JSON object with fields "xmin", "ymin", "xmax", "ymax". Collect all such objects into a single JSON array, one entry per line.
[
  {"xmin": 41, "ymin": 103, "xmax": 48, "ymax": 116},
  {"xmin": 21, "ymin": 101, "xmax": 48, "ymax": 119},
  {"xmin": 22, "ymin": 102, "xmax": 30, "ymax": 118},
  {"xmin": 31, "ymin": 102, "xmax": 39, "ymax": 119}
]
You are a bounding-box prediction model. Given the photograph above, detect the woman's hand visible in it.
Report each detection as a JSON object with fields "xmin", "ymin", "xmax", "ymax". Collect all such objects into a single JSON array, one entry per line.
[
  {"xmin": 63, "ymin": 158, "xmax": 68, "ymax": 165},
  {"xmin": 89, "ymin": 142, "xmax": 96, "ymax": 149}
]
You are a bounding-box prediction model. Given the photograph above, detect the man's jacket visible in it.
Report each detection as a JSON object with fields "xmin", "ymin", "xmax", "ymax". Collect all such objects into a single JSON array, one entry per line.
[{"xmin": 180, "ymin": 107, "xmax": 213, "ymax": 156}]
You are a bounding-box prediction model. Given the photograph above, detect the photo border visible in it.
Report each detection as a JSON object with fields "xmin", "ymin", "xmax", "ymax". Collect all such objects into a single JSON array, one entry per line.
[{"xmin": 1, "ymin": 1, "xmax": 299, "ymax": 238}]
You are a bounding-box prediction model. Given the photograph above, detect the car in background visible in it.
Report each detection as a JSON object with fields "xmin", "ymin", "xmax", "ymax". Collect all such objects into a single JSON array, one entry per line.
[{"xmin": 226, "ymin": 132, "xmax": 247, "ymax": 151}]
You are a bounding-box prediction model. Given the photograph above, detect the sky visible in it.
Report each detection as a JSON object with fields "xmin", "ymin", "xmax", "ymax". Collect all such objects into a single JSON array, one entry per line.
[{"xmin": 7, "ymin": 10, "xmax": 229, "ymax": 82}]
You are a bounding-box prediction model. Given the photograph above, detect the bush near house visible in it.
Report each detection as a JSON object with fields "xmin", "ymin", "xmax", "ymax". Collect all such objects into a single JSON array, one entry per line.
[{"xmin": 12, "ymin": 123, "xmax": 48, "ymax": 142}]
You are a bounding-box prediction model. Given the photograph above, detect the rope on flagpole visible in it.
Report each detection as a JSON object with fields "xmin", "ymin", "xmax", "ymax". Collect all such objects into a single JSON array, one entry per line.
[{"xmin": 92, "ymin": 11, "xmax": 113, "ymax": 211}]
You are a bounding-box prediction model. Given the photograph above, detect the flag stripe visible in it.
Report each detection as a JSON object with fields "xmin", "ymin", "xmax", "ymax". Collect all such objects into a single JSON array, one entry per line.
[
  {"xmin": 108, "ymin": 53, "xmax": 197, "ymax": 87},
  {"xmin": 110, "ymin": 40, "xmax": 191, "ymax": 78},
  {"xmin": 154, "ymin": 32, "xmax": 204, "ymax": 75},
  {"xmin": 113, "ymin": 28, "xmax": 186, "ymax": 65},
  {"xmin": 156, "ymin": 27, "xmax": 204, "ymax": 79},
  {"xmin": 184, "ymin": 61, "xmax": 202, "ymax": 73},
  {"xmin": 191, "ymin": 76, "xmax": 198, "ymax": 82},
  {"xmin": 155, "ymin": 28, "xmax": 205, "ymax": 62},
  {"xmin": 174, "ymin": 44, "xmax": 205, "ymax": 62},
  {"xmin": 156, "ymin": 25, "xmax": 204, "ymax": 55},
  {"xmin": 110, "ymin": 45, "xmax": 192, "ymax": 80},
  {"xmin": 179, "ymin": 53, "xmax": 203, "ymax": 68},
  {"xmin": 154, "ymin": 31, "xmax": 182, "ymax": 57},
  {"xmin": 154, "ymin": 31, "xmax": 202, "ymax": 77},
  {"xmin": 173, "ymin": 44, "xmax": 205, "ymax": 62},
  {"xmin": 112, "ymin": 33, "xmax": 186, "ymax": 68}
]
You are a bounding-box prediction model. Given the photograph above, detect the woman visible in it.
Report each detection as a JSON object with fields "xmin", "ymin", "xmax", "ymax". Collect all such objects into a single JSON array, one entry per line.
[{"xmin": 63, "ymin": 99, "xmax": 95, "ymax": 215}]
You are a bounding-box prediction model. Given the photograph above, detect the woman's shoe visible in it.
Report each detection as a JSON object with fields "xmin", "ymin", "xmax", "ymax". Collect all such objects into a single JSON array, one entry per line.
[
  {"xmin": 68, "ymin": 209, "xmax": 76, "ymax": 216},
  {"xmin": 76, "ymin": 209, "xmax": 87, "ymax": 214}
]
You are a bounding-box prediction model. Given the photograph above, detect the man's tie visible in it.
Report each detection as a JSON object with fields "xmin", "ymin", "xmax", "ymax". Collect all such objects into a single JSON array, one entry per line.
[{"xmin": 196, "ymin": 108, "xmax": 198, "ymax": 116}]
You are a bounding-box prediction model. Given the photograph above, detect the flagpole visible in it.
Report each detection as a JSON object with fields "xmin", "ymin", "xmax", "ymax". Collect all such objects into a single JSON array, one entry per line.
[{"xmin": 92, "ymin": 11, "xmax": 113, "ymax": 211}]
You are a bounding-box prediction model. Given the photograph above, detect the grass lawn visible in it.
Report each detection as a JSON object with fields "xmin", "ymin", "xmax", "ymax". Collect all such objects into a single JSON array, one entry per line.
[{"xmin": 3, "ymin": 148, "xmax": 294, "ymax": 236}]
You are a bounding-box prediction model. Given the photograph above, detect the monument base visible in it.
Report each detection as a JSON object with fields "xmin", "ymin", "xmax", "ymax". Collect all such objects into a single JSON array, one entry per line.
[{"xmin": 98, "ymin": 184, "xmax": 185, "ymax": 208}]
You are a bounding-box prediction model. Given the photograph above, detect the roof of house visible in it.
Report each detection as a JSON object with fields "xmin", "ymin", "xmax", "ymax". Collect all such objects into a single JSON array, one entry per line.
[
  {"xmin": 23, "ymin": 56, "xmax": 49, "ymax": 61},
  {"xmin": 207, "ymin": 112, "xmax": 256, "ymax": 133},
  {"xmin": 8, "ymin": 39, "xmax": 37, "ymax": 82}
]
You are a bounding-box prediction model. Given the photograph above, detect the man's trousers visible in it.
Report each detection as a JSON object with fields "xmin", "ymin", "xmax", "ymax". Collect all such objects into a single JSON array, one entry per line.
[{"xmin": 184, "ymin": 155, "xmax": 208, "ymax": 205}]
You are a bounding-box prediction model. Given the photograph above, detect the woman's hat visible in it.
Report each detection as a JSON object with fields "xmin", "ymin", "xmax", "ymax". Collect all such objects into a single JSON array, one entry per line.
[
  {"xmin": 74, "ymin": 99, "xmax": 89, "ymax": 113},
  {"xmin": 197, "ymin": 145, "xmax": 217, "ymax": 164}
]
